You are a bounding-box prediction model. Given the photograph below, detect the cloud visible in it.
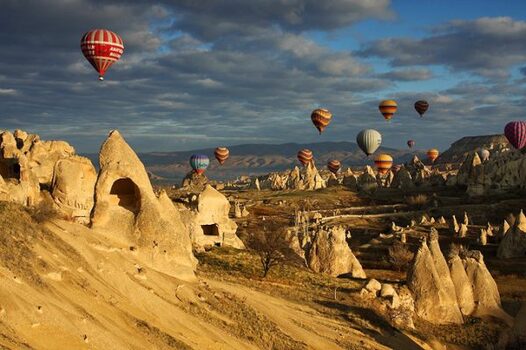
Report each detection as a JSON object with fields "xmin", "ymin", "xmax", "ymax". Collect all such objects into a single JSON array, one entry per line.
[
  {"xmin": 161, "ymin": 0, "xmax": 393, "ymax": 40},
  {"xmin": 0, "ymin": 1, "xmax": 523, "ymax": 154},
  {"xmin": 0, "ymin": 88, "xmax": 18, "ymax": 96},
  {"xmin": 379, "ymin": 68, "xmax": 433, "ymax": 81},
  {"xmin": 360, "ymin": 17, "xmax": 526, "ymax": 78}
]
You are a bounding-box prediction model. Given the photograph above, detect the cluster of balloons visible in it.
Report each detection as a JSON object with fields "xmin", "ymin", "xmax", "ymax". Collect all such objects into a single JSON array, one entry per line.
[
  {"xmin": 187, "ymin": 147, "xmax": 231, "ymax": 175},
  {"xmin": 80, "ymin": 30, "xmax": 525, "ymax": 177},
  {"xmin": 305, "ymin": 98, "xmax": 438, "ymax": 175}
]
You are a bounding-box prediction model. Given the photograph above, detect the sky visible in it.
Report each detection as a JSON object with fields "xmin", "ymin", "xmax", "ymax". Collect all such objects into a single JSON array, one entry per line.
[{"xmin": 1, "ymin": 0, "xmax": 526, "ymax": 153}]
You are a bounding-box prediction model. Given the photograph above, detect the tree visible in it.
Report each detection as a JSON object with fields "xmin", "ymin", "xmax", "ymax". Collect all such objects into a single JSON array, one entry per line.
[
  {"xmin": 248, "ymin": 227, "xmax": 290, "ymax": 278},
  {"xmin": 387, "ymin": 241, "xmax": 414, "ymax": 272}
]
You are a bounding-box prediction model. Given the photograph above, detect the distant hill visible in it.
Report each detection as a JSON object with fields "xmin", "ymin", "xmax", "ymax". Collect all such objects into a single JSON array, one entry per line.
[
  {"xmin": 436, "ymin": 134, "xmax": 509, "ymax": 164},
  {"xmin": 85, "ymin": 141, "xmax": 425, "ymax": 183}
]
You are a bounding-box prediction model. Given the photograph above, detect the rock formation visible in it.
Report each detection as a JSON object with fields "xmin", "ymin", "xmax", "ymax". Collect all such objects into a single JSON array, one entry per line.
[
  {"xmin": 357, "ymin": 166, "xmax": 378, "ymax": 192},
  {"xmin": 436, "ymin": 134, "xmax": 507, "ymax": 164},
  {"xmin": 301, "ymin": 225, "xmax": 365, "ymax": 278},
  {"xmin": 447, "ymin": 251, "xmax": 475, "ymax": 316},
  {"xmin": 50, "ymin": 156, "xmax": 97, "ymax": 224},
  {"xmin": 407, "ymin": 237, "xmax": 464, "ymax": 324},
  {"xmin": 390, "ymin": 166, "xmax": 413, "ymax": 190},
  {"xmin": 181, "ymin": 171, "xmax": 209, "ymax": 192},
  {"xmin": 464, "ymin": 250, "xmax": 511, "ymax": 324},
  {"xmin": 90, "ymin": 130, "xmax": 197, "ymax": 280},
  {"xmin": 179, "ymin": 185, "xmax": 244, "ymax": 250},
  {"xmin": 497, "ymin": 210, "xmax": 526, "ymax": 258},
  {"xmin": 427, "ymin": 230, "xmax": 462, "ymax": 314}
]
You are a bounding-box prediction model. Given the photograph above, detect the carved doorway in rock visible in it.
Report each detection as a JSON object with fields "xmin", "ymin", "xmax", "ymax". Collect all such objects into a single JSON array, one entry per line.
[
  {"xmin": 109, "ymin": 178, "xmax": 140, "ymax": 213},
  {"xmin": 201, "ymin": 224, "xmax": 220, "ymax": 236}
]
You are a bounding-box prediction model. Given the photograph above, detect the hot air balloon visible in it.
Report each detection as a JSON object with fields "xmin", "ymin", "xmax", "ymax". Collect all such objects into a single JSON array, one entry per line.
[
  {"xmin": 504, "ymin": 121, "xmax": 526, "ymax": 150},
  {"xmin": 479, "ymin": 148, "xmax": 490, "ymax": 162},
  {"xmin": 214, "ymin": 147, "xmax": 230, "ymax": 165},
  {"xmin": 327, "ymin": 160, "xmax": 341, "ymax": 175},
  {"xmin": 407, "ymin": 140, "xmax": 415, "ymax": 149},
  {"xmin": 297, "ymin": 149, "xmax": 313, "ymax": 166},
  {"xmin": 189, "ymin": 154, "xmax": 210, "ymax": 175},
  {"xmin": 427, "ymin": 149, "xmax": 439, "ymax": 163},
  {"xmin": 414, "ymin": 100, "xmax": 429, "ymax": 117},
  {"xmin": 379, "ymin": 100, "xmax": 397, "ymax": 120},
  {"xmin": 356, "ymin": 129, "xmax": 382, "ymax": 156},
  {"xmin": 311, "ymin": 108, "xmax": 332, "ymax": 134},
  {"xmin": 374, "ymin": 154, "xmax": 393, "ymax": 174},
  {"xmin": 81, "ymin": 29, "xmax": 124, "ymax": 80}
]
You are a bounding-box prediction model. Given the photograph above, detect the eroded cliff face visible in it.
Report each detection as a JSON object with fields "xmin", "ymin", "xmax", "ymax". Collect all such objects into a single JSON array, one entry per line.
[{"xmin": 437, "ymin": 134, "xmax": 509, "ymax": 164}]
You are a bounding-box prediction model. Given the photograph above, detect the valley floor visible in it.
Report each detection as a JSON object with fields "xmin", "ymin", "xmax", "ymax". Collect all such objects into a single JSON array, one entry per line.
[{"xmin": 1, "ymin": 183, "xmax": 525, "ymax": 349}]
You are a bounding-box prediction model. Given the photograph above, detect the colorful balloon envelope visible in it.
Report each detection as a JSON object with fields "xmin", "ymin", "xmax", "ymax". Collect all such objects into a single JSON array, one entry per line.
[
  {"xmin": 379, "ymin": 100, "xmax": 397, "ymax": 121},
  {"xmin": 356, "ymin": 129, "xmax": 382, "ymax": 156},
  {"xmin": 311, "ymin": 108, "xmax": 332, "ymax": 134},
  {"xmin": 374, "ymin": 154, "xmax": 393, "ymax": 174},
  {"xmin": 414, "ymin": 100, "xmax": 429, "ymax": 117},
  {"xmin": 407, "ymin": 140, "xmax": 415, "ymax": 149},
  {"xmin": 297, "ymin": 149, "xmax": 313, "ymax": 166},
  {"xmin": 214, "ymin": 147, "xmax": 230, "ymax": 165},
  {"xmin": 189, "ymin": 154, "xmax": 210, "ymax": 175},
  {"xmin": 504, "ymin": 121, "xmax": 526, "ymax": 149},
  {"xmin": 327, "ymin": 160, "xmax": 341, "ymax": 174},
  {"xmin": 427, "ymin": 149, "xmax": 440, "ymax": 163},
  {"xmin": 81, "ymin": 29, "xmax": 124, "ymax": 80}
]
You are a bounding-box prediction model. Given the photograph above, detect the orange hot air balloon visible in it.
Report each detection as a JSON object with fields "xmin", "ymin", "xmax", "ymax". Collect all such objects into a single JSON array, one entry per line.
[
  {"xmin": 374, "ymin": 154, "xmax": 393, "ymax": 174},
  {"xmin": 311, "ymin": 108, "xmax": 332, "ymax": 134},
  {"xmin": 214, "ymin": 147, "xmax": 230, "ymax": 165},
  {"xmin": 379, "ymin": 100, "xmax": 397, "ymax": 120},
  {"xmin": 327, "ymin": 159, "xmax": 341, "ymax": 174},
  {"xmin": 427, "ymin": 148, "xmax": 440, "ymax": 163},
  {"xmin": 80, "ymin": 29, "xmax": 124, "ymax": 80},
  {"xmin": 297, "ymin": 149, "xmax": 313, "ymax": 166}
]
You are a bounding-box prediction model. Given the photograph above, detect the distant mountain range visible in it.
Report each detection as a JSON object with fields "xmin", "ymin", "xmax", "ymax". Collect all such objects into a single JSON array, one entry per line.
[
  {"xmin": 85, "ymin": 141, "xmax": 425, "ymax": 182},
  {"xmin": 83, "ymin": 135, "xmax": 509, "ymax": 183}
]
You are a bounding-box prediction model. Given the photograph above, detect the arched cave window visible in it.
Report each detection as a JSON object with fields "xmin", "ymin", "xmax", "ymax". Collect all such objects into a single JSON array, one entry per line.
[
  {"xmin": 109, "ymin": 178, "xmax": 140, "ymax": 213},
  {"xmin": 0, "ymin": 159, "xmax": 21, "ymax": 180}
]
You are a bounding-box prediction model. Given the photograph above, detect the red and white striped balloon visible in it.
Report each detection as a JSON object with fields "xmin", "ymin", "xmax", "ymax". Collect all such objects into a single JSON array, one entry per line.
[{"xmin": 80, "ymin": 29, "xmax": 124, "ymax": 80}]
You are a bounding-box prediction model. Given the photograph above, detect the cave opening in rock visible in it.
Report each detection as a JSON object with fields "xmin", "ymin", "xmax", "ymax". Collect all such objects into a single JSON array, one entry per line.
[
  {"xmin": 0, "ymin": 159, "xmax": 21, "ymax": 180},
  {"xmin": 109, "ymin": 178, "xmax": 140, "ymax": 213},
  {"xmin": 202, "ymin": 224, "xmax": 220, "ymax": 236}
]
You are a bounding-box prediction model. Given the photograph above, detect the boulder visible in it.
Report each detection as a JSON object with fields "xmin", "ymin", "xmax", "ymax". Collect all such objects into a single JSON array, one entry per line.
[
  {"xmin": 380, "ymin": 283, "xmax": 396, "ymax": 298},
  {"xmin": 365, "ymin": 279, "xmax": 382, "ymax": 294}
]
